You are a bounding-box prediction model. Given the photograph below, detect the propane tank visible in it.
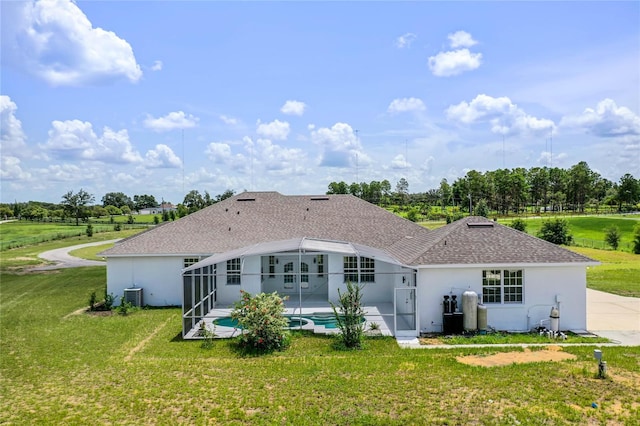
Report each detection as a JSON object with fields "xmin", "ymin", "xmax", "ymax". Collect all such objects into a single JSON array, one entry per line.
[
  {"xmin": 462, "ymin": 290, "xmax": 478, "ymax": 331},
  {"xmin": 550, "ymin": 307, "xmax": 560, "ymax": 332}
]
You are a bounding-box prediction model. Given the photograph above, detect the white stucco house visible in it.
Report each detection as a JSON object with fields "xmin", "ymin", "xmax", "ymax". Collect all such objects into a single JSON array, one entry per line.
[{"xmin": 101, "ymin": 191, "xmax": 597, "ymax": 338}]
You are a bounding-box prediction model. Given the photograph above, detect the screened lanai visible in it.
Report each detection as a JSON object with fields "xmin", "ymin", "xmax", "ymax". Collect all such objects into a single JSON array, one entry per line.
[{"xmin": 181, "ymin": 237, "xmax": 417, "ymax": 338}]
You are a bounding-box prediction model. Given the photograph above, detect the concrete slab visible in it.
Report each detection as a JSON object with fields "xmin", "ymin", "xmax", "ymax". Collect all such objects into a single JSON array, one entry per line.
[{"xmin": 587, "ymin": 289, "xmax": 640, "ymax": 345}]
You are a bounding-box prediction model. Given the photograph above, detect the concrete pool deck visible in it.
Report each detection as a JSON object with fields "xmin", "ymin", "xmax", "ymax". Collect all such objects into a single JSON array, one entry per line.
[{"xmin": 185, "ymin": 303, "xmax": 396, "ymax": 339}]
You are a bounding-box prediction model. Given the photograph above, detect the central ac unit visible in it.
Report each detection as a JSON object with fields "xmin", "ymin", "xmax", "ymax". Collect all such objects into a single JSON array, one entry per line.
[{"xmin": 123, "ymin": 287, "xmax": 143, "ymax": 307}]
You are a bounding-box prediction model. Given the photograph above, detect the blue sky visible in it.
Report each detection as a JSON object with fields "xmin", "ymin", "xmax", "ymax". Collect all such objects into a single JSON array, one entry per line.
[{"xmin": 1, "ymin": 0, "xmax": 639, "ymax": 204}]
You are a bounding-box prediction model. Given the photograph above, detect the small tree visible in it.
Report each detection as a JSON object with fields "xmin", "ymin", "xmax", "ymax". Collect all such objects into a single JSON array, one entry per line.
[
  {"xmin": 331, "ymin": 281, "xmax": 365, "ymax": 350},
  {"xmin": 86, "ymin": 224, "xmax": 93, "ymax": 237},
  {"xmin": 632, "ymin": 224, "xmax": 640, "ymax": 255},
  {"xmin": 604, "ymin": 226, "xmax": 621, "ymax": 250},
  {"xmin": 473, "ymin": 199, "xmax": 489, "ymax": 218},
  {"xmin": 231, "ymin": 291, "xmax": 289, "ymax": 354},
  {"xmin": 510, "ymin": 218, "xmax": 527, "ymax": 232},
  {"xmin": 537, "ymin": 218, "xmax": 573, "ymax": 245},
  {"xmin": 61, "ymin": 189, "xmax": 95, "ymax": 225}
]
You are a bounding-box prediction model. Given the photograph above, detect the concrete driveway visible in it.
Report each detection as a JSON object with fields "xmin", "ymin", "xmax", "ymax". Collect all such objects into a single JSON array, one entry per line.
[
  {"xmin": 33, "ymin": 239, "xmax": 120, "ymax": 270},
  {"xmin": 587, "ymin": 288, "xmax": 640, "ymax": 345}
]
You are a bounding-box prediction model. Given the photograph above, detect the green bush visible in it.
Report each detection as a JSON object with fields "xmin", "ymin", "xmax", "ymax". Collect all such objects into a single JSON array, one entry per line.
[
  {"xmin": 633, "ymin": 224, "xmax": 640, "ymax": 254},
  {"xmin": 537, "ymin": 218, "xmax": 573, "ymax": 245},
  {"xmin": 86, "ymin": 224, "xmax": 93, "ymax": 237},
  {"xmin": 510, "ymin": 218, "xmax": 527, "ymax": 232},
  {"xmin": 231, "ymin": 290, "xmax": 289, "ymax": 354},
  {"xmin": 331, "ymin": 281, "xmax": 365, "ymax": 350},
  {"xmin": 604, "ymin": 226, "xmax": 621, "ymax": 250},
  {"xmin": 116, "ymin": 296, "xmax": 134, "ymax": 315}
]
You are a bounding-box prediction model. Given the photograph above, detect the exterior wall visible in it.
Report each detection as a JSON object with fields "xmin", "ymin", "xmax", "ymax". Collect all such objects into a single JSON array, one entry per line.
[
  {"xmin": 417, "ymin": 265, "xmax": 587, "ymax": 333},
  {"xmin": 106, "ymin": 256, "xmax": 184, "ymax": 306}
]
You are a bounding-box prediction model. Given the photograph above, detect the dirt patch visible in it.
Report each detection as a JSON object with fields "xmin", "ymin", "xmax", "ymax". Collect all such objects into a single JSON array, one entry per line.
[{"xmin": 456, "ymin": 346, "xmax": 577, "ymax": 367}]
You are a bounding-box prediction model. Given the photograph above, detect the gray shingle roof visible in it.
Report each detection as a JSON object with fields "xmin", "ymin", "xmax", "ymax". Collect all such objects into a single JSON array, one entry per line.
[{"xmin": 101, "ymin": 192, "xmax": 595, "ymax": 266}]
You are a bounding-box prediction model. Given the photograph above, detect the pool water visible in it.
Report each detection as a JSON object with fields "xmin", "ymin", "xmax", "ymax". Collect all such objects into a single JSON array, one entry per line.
[{"xmin": 213, "ymin": 313, "xmax": 364, "ymax": 330}]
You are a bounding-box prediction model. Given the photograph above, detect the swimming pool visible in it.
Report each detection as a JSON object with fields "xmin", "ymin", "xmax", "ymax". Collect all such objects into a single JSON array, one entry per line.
[{"xmin": 213, "ymin": 313, "xmax": 363, "ymax": 330}]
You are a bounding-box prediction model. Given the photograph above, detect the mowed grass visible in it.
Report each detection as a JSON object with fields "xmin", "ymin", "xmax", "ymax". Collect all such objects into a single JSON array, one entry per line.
[
  {"xmin": 570, "ymin": 247, "xmax": 640, "ymax": 298},
  {"xmin": 1, "ymin": 267, "xmax": 640, "ymax": 424}
]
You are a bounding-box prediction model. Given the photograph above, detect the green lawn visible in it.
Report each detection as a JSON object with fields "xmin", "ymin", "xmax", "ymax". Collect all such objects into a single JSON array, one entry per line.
[
  {"xmin": 1, "ymin": 266, "xmax": 639, "ymax": 424},
  {"xmin": 570, "ymin": 247, "xmax": 640, "ymax": 297}
]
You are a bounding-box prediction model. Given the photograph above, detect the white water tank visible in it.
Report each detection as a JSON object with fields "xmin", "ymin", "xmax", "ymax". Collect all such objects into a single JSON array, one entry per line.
[
  {"xmin": 477, "ymin": 304, "xmax": 488, "ymax": 331},
  {"xmin": 462, "ymin": 290, "xmax": 478, "ymax": 331}
]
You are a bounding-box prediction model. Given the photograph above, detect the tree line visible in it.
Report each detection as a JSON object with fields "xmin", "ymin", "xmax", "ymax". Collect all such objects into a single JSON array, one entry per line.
[{"xmin": 327, "ymin": 162, "xmax": 639, "ymax": 217}]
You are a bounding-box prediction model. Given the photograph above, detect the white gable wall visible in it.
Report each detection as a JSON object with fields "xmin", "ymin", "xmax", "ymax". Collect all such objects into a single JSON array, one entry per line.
[
  {"xmin": 417, "ymin": 265, "xmax": 587, "ymax": 333},
  {"xmin": 106, "ymin": 256, "xmax": 184, "ymax": 306}
]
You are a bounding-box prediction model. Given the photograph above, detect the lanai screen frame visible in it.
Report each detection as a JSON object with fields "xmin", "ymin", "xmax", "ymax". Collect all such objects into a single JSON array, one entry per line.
[{"xmin": 181, "ymin": 237, "xmax": 415, "ymax": 337}]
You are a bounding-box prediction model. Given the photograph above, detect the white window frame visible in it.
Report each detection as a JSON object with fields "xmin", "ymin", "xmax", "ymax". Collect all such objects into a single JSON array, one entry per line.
[
  {"xmin": 343, "ymin": 256, "xmax": 375, "ymax": 283},
  {"xmin": 482, "ymin": 269, "xmax": 523, "ymax": 304},
  {"xmin": 226, "ymin": 258, "xmax": 241, "ymax": 285}
]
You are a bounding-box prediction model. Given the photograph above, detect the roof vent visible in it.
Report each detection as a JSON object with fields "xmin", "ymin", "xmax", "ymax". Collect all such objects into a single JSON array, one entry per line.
[
  {"xmin": 467, "ymin": 222, "xmax": 494, "ymax": 228},
  {"xmin": 237, "ymin": 198, "xmax": 255, "ymax": 202},
  {"xmin": 310, "ymin": 197, "xmax": 329, "ymax": 201}
]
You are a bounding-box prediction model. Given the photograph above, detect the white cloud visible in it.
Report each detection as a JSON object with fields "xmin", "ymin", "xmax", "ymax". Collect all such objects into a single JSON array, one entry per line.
[
  {"xmin": 205, "ymin": 142, "xmax": 233, "ymax": 163},
  {"xmin": 254, "ymin": 138, "xmax": 307, "ymax": 175},
  {"xmin": 448, "ymin": 30, "xmax": 478, "ymax": 48},
  {"xmin": 144, "ymin": 111, "xmax": 199, "ymax": 132},
  {"xmin": 42, "ymin": 120, "xmax": 143, "ymax": 163},
  {"xmin": 2, "ymin": 0, "xmax": 142, "ymax": 86},
  {"xmin": 428, "ymin": 48, "xmax": 482, "ymax": 77},
  {"xmin": 0, "ymin": 95, "xmax": 28, "ymax": 156},
  {"xmin": 151, "ymin": 60, "xmax": 163, "ymax": 71},
  {"xmin": 219, "ymin": 115, "xmax": 239, "ymax": 125},
  {"xmin": 391, "ymin": 154, "xmax": 410, "ymax": 169},
  {"xmin": 395, "ymin": 32, "xmax": 417, "ymax": 49},
  {"xmin": 256, "ymin": 119, "xmax": 290, "ymax": 140},
  {"xmin": 280, "ymin": 100, "xmax": 307, "ymax": 116},
  {"xmin": 560, "ymin": 99, "xmax": 640, "ymax": 137},
  {"xmin": 387, "ymin": 97, "xmax": 426, "ymax": 114},
  {"xmin": 144, "ymin": 144, "xmax": 182, "ymax": 168},
  {"xmin": 0, "ymin": 156, "xmax": 32, "ymax": 181},
  {"xmin": 446, "ymin": 94, "xmax": 555, "ymax": 136},
  {"xmin": 310, "ymin": 122, "xmax": 371, "ymax": 168}
]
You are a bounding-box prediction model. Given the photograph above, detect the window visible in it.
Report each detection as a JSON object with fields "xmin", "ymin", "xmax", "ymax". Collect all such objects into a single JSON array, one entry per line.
[
  {"xmin": 343, "ymin": 256, "xmax": 375, "ymax": 283},
  {"xmin": 183, "ymin": 257, "xmax": 200, "ymax": 268},
  {"xmin": 316, "ymin": 255, "xmax": 324, "ymax": 278},
  {"xmin": 301, "ymin": 262, "xmax": 309, "ymax": 283},
  {"xmin": 268, "ymin": 256, "xmax": 275, "ymax": 278},
  {"xmin": 482, "ymin": 269, "xmax": 523, "ymax": 304},
  {"xmin": 284, "ymin": 262, "xmax": 295, "ymax": 284},
  {"xmin": 503, "ymin": 270, "xmax": 523, "ymax": 303},
  {"xmin": 227, "ymin": 258, "xmax": 241, "ymax": 285}
]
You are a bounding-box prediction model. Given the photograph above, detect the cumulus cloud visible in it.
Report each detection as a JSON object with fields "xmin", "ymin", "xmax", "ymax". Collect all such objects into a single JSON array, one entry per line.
[
  {"xmin": 280, "ymin": 100, "xmax": 307, "ymax": 116},
  {"xmin": 560, "ymin": 99, "xmax": 640, "ymax": 137},
  {"xmin": 144, "ymin": 144, "xmax": 182, "ymax": 168},
  {"xmin": 0, "ymin": 155, "xmax": 32, "ymax": 181},
  {"xmin": 151, "ymin": 60, "xmax": 163, "ymax": 71},
  {"xmin": 1, "ymin": 0, "xmax": 142, "ymax": 86},
  {"xmin": 0, "ymin": 95, "xmax": 28, "ymax": 156},
  {"xmin": 42, "ymin": 119, "xmax": 143, "ymax": 163},
  {"xmin": 395, "ymin": 33, "xmax": 417, "ymax": 49},
  {"xmin": 254, "ymin": 138, "xmax": 307, "ymax": 175},
  {"xmin": 205, "ymin": 142, "xmax": 233, "ymax": 163},
  {"xmin": 219, "ymin": 115, "xmax": 239, "ymax": 125},
  {"xmin": 388, "ymin": 97, "xmax": 426, "ymax": 114},
  {"xmin": 256, "ymin": 119, "xmax": 290, "ymax": 140},
  {"xmin": 428, "ymin": 48, "xmax": 482, "ymax": 77},
  {"xmin": 310, "ymin": 122, "xmax": 371, "ymax": 168},
  {"xmin": 446, "ymin": 94, "xmax": 555, "ymax": 136},
  {"xmin": 391, "ymin": 154, "xmax": 410, "ymax": 169},
  {"xmin": 448, "ymin": 30, "xmax": 478, "ymax": 48},
  {"xmin": 144, "ymin": 111, "xmax": 199, "ymax": 132}
]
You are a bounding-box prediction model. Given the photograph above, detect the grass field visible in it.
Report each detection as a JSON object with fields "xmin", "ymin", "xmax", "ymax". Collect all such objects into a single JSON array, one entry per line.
[
  {"xmin": 570, "ymin": 247, "xmax": 640, "ymax": 298},
  {"xmin": 1, "ymin": 267, "xmax": 639, "ymax": 424}
]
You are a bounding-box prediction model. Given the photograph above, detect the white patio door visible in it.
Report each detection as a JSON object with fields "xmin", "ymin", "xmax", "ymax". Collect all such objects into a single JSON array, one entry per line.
[{"xmin": 394, "ymin": 287, "xmax": 418, "ymax": 337}]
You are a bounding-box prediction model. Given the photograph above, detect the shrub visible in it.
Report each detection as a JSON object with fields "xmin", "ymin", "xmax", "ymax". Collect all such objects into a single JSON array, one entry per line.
[
  {"xmin": 153, "ymin": 215, "xmax": 160, "ymax": 225},
  {"xmin": 88, "ymin": 292, "xmax": 97, "ymax": 311},
  {"xmin": 406, "ymin": 207, "xmax": 420, "ymax": 222},
  {"xmin": 510, "ymin": 218, "xmax": 527, "ymax": 232},
  {"xmin": 113, "ymin": 223, "xmax": 122, "ymax": 231},
  {"xmin": 331, "ymin": 281, "xmax": 365, "ymax": 350},
  {"xmin": 116, "ymin": 296, "xmax": 134, "ymax": 315},
  {"xmin": 473, "ymin": 199, "xmax": 489, "ymax": 218},
  {"xmin": 127, "ymin": 214, "xmax": 135, "ymax": 224},
  {"xmin": 604, "ymin": 226, "xmax": 621, "ymax": 250},
  {"xmin": 86, "ymin": 224, "xmax": 93, "ymax": 237},
  {"xmin": 104, "ymin": 290, "xmax": 114, "ymax": 310},
  {"xmin": 231, "ymin": 291, "xmax": 289, "ymax": 354},
  {"xmin": 199, "ymin": 322, "xmax": 216, "ymax": 349},
  {"xmin": 537, "ymin": 218, "xmax": 573, "ymax": 245},
  {"xmin": 632, "ymin": 224, "xmax": 640, "ymax": 254}
]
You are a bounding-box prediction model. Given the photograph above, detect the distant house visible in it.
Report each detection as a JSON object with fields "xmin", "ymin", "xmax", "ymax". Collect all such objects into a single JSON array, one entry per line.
[
  {"xmin": 101, "ymin": 192, "xmax": 597, "ymax": 338},
  {"xmin": 137, "ymin": 203, "xmax": 177, "ymax": 215}
]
